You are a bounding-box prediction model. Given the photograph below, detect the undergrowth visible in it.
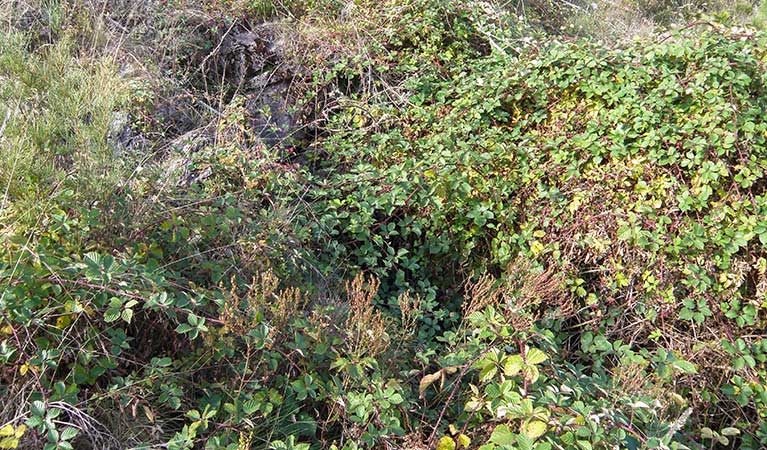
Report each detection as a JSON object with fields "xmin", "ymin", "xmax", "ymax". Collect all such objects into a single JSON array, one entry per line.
[{"xmin": 3, "ymin": 1, "xmax": 767, "ymax": 450}]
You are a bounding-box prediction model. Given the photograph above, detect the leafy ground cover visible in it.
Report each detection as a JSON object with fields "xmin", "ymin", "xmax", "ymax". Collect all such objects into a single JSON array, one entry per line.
[{"xmin": 2, "ymin": 0, "xmax": 767, "ymax": 449}]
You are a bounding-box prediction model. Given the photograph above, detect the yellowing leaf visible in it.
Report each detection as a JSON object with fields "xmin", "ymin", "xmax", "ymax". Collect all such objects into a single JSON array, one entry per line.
[
  {"xmin": 525, "ymin": 348, "xmax": 548, "ymax": 365},
  {"xmin": 457, "ymin": 434, "xmax": 471, "ymax": 448},
  {"xmin": 436, "ymin": 436, "xmax": 456, "ymax": 450},
  {"xmin": 479, "ymin": 363, "xmax": 498, "ymax": 382},
  {"xmin": 503, "ymin": 354, "xmax": 524, "ymax": 377},
  {"xmin": 524, "ymin": 420, "xmax": 547, "ymax": 440},
  {"xmin": 0, "ymin": 427, "xmax": 22, "ymax": 449},
  {"xmin": 465, "ymin": 400, "xmax": 483, "ymax": 412},
  {"xmin": 522, "ymin": 365, "xmax": 540, "ymax": 384},
  {"xmin": 670, "ymin": 393, "xmax": 686, "ymax": 407},
  {"xmin": 0, "ymin": 436, "xmax": 20, "ymax": 449},
  {"xmin": 143, "ymin": 405, "xmax": 155, "ymax": 423},
  {"xmin": 18, "ymin": 365, "xmax": 28, "ymax": 376},
  {"xmin": 55, "ymin": 315, "xmax": 72, "ymax": 329},
  {"xmin": 568, "ymin": 194, "xmax": 584, "ymax": 213},
  {"xmin": 419, "ymin": 372, "xmax": 441, "ymax": 398}
]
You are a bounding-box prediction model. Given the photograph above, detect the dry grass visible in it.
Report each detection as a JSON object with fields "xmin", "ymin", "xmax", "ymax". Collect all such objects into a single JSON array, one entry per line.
[
  {"xmin": 344, "ymin": 273, "xmax": 390, "ymax": 360},
  {"xmin": 221, "ymin": 269, "xmax": 305, "ymax": 336},
  {"xmin": 463, "ymin": 258, "xmax": 568, "ymax": 331},
  {"xmin": 566, "ymin": 0, "xmax": 656, "ymax": 42},
  {"xmin": 397, "ymin": 290, "xmax": 422, "ymax": 334}
]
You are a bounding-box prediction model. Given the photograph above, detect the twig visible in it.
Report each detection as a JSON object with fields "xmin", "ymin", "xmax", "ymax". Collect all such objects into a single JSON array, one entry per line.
[
  {"xmin": 198, "ymin": 20, "xmax": 237, "ymax": 80},
  {"xmin": 193, "ymin": 96, "xmax": 225, "ymax": 118},
  {"xmin": 656, "ymin": 21, "xmax": 718, "ymax": 44},
  {"xmin": 427, "ymin": 350, "xmax": 490, "ymax": 445}
]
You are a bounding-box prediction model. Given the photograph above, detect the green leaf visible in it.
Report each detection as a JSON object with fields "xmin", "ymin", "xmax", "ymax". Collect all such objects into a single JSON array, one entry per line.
[
  {"xmin": 103, "ymin": 308, "xmax": 120, "ymax": 323},
  {"xmin": 243, "ymin": 400, "xmax": 260, "ymax": 415},
  {"xmin": 389, "ymin": 393, "xmax": 404, "ymax": 405},
  {"xmin": 672, "ymin": 360, "xmax": 697, "ymax": 374},
  {"xmin": 30, "ymin": 401, "xmax": 45, "ymax": 417},
  {"xmin": 490, "ymin": 425, "xmax": 515, "ymax": 446},
  {"xmin": 154, "ymin": 357, "xmax": 172, "ymax": 367},
  {"xmin": 60, "ymin": 427, "xmax": 79, "ymax": 441},
  {"xmin": 175, "ymin": 324, "xmax": 194, "ymax": 334},
  {"xmin": 646, "ymin": 437, "xmax": 662, "ymax": 448},
  {"xmin": 25, "ymin": 417, "xmax": 42, "ymax": 428},
  {"xmin": 516, "ymin": 434, "xmax": 534, "ymax": 450}
]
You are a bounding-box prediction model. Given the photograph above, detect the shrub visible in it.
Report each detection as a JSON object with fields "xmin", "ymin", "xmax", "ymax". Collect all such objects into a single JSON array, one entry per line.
[{"xmin": 302, "ymin": 21, "xmax": 767, "ymax": 447}]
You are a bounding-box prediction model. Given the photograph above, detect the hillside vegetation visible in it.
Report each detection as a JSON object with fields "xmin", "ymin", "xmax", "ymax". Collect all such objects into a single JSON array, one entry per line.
[{"xmin": 2, "ymin": 1, "xmax": 767, "ymax": 449}]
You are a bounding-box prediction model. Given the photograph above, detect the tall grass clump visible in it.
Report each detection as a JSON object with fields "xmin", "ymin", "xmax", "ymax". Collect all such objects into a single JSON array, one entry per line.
[{"xmin": 0, "ymin": 30, "xmax": 129, "ymax": 233}]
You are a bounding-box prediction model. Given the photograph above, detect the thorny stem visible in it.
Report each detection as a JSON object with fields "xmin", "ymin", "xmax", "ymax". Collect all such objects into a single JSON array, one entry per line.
[{"xmin": 427, "ymin": 349, "xmax": 492, "ymax": 445}]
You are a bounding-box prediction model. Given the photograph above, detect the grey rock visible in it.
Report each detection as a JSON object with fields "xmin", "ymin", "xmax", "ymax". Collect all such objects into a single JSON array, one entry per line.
[
  {"xmin": 246, "ymin": 80, "xmax": 302, "ymax": 148},
  {"xmin": 161, "ymin": 129, "xmax": 214, "ymax": 187},
  {"xmin": 108, "ymin": 111, "xmax": 148, "ymax": 156}
]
